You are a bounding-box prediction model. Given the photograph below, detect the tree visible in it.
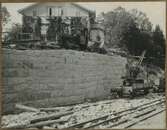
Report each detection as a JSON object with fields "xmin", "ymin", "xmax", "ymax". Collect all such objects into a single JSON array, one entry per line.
[
  {"xmin": 123, "ymin": 21, "xmax": 141, "ymax": 55},
  {"xmin": 1, "ymin": 6, "xmax": 10, "ymax": 26},
  {"xmin": 151, "ymin": 25, "xmax": 166, "ymax": 68},
  {"xmin": 152, "ymin": 25, "xmax": 165, "ymax": 55},
  {"xmin": 129, "ymin": 9, "xmax": 152, "ymax": 32},
  {"xmin": 103, "ymin": 7, "xmax": 135, "ymax": 49},
  {"xmin": 103, "ymin": 7, "xmax": 165, "ymax": 68}
]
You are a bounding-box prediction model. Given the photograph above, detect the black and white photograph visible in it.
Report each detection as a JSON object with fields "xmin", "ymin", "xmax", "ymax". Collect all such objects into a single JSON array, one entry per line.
[{"xmin": 1, "ymin": 1, "xmax": 166, "ymax": 129}]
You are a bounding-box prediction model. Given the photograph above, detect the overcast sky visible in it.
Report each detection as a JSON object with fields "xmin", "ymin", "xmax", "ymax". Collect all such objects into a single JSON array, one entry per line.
[{"xmin": 2, "ymin": 2, "xmax": 166, "ymax": 35}]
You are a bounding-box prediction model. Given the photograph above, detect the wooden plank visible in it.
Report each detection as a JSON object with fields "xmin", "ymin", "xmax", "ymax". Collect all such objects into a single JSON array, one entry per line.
[
  {"xmin": 5, "ymin": 124, "xmax": 27, "ymax": 129},
  {"xmin": 15, "ymin": 104, "xmax": 40, "ymax": 112},
  {"xmin": 67, "ymin": 114, "xmax": 108, "ymax": 128},
  {"xmin": 5, "ymin": 111, "xmax": 72, "ymax": 129},
  {"xmin": 30, "ymin": 111, "xmax": 73, "ymax": 124},
  {"xmin": 39, "ymin": 107, "xmax": 73, "ymax": 112},
  {"xmin": 5, "ymin": 119, "xmax": 67, "ymax": 129},
  {"xmin": 27, "ymin": 119, "xmax": 67, "ymax": 128},
  {"xmin": 84, "ymin": 115, "xmax": 122, "ymax": 128}
]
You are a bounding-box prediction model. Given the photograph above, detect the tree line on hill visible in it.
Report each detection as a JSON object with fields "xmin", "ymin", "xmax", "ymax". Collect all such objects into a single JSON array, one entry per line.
[{"xmin": 102, "ymin": 7, "xmax": 165, "ymax": 68}]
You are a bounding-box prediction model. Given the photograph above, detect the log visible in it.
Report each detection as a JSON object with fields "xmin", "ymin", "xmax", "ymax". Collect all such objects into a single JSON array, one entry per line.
[
  {"xmin": 39, "ymin": 107, "xmax": 73, "ymax": 112},
  {"xmin": 27, "ymin": 119, "xmax": 67, "ymax": 128},
  {"xmin": 5, "ymin": 112, "xmax": 72, "ymax": 129},
  {"xmin": 67, "ymin": 115, "xmax": 108, "ymax": 128},
  {"xmin": 84, "ymin": 115, "xmax": 123, "ymax": 128},
  {"xmin": 4, "ymin": 119, "xmax": 66, "ymax": 129},
  {"xmin": 30, "ymin": 111, "xmax": 73, "ymax": 124},
  {"xmin": 15, "ymin": 104, "xmax": 40, "ymax": 112},
  {"xmin": 5, "ymin": 124, "xmax": 27, "ymax": 129},
  {"xmin": 39, "ymin": 108, "xmax": 60, "ymax": 112}
]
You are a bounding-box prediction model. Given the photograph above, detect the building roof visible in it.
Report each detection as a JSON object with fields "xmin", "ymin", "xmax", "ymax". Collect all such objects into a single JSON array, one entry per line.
[{"xmin": 18, "ymin": 3, "xmax": 94, "ymax": 14}]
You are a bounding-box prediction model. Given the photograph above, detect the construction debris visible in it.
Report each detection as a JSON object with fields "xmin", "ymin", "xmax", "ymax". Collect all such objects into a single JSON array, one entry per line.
[{"xmin": 1, "ymin": 93, "xmax": 165, "ymax": 129}]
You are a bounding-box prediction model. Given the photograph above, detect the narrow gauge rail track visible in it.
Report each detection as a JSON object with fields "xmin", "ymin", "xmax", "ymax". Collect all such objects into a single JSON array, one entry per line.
[
  {"xmin": 6, "ymin": 98, "xmax": 165, "ymax": 129},
  {"xmin": 65, "ymin": 98, "xmax": 165, "ymax": 129}
]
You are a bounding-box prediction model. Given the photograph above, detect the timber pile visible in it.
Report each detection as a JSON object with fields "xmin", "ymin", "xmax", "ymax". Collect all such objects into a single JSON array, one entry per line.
[
  {"xmin": 6, "ymin": 104, "xmax": 74, "ymax": 129},
  {"xmin": 5, "ymin": 103, "xmax": 94, "ymax": 129}
]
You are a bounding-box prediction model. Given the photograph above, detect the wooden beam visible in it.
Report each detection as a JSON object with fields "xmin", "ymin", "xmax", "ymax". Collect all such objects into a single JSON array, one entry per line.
[
  {"xmin": 5, "ymin": 118, "xmax": 68, "ymax": 129},
  {"xmin": 27, "ymin": 119, "xmax": 67, "ymax": 128},
  {"xmin": 39, "ymin": 107, "xmax": 73, "ymax": 112},
  {"xmin": 30, "ymin": 111, "xmax": 73, "ymax": 124},
  {"xmin": 15, "ymin": 104, "xmax": 40, "ymax": 112}
]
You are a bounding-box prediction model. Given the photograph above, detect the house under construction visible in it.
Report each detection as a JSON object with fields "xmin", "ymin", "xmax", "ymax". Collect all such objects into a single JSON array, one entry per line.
[{"xmin": 18, "ymin": 3, "xmax": 98, "ymax": 50}]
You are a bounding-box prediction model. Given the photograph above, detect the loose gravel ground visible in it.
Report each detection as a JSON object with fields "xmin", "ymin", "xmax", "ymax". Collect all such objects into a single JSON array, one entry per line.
[{"xmin": 1, "ymin": 93, "xmax": 165, "ymax": 129}]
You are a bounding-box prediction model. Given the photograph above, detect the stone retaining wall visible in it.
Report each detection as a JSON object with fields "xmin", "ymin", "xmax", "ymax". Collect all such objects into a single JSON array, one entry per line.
[{"xmin": 2, "ymin": 49, "xmax": 127, "ymax": 114}]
